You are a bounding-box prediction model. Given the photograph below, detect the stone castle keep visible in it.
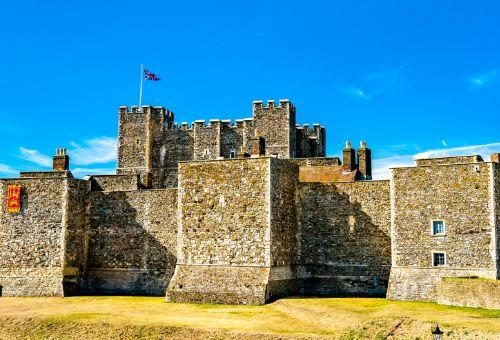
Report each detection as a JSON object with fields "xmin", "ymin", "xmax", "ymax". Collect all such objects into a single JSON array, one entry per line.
[{"xmin": 0, "ymin": 99, "xmax": 499, "ymax": 306}]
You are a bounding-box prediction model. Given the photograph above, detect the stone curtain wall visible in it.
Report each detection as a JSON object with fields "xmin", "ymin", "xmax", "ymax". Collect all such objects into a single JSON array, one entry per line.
[
  {"xmin": 0, "ymin": 177, "xmax": 89, "ymax": 296},
  {"xmin": 87, "ymin": 189, "xmax": 178, "ymax": 296},
  {"xmin": 436, "ymin": 277, "xmax": 500, "ymax": 309},
  {"xmin": 167, "ymin": 158, "xmax": 272, "ymax": 304},
  {"xmin": 297, "ymin": 181, "xmax": 391, "ymax": 295},
  {"xmin": 63, "ymin": 179, "xmax": 91, "ymax": 295},
  {"xmin": 415, "ymin": 155, "xmax": 483, "ymax": 166},
  {"xmin": 494, "ymin": 162, "xmax": 500, "ymax": 279},
  {"xmin": 387, "ymin": 162, "xmax": 497, "ymax": 302},
  {"xmin": 270, "ymin": 159, "xmax": 299, "ymax": 265},
  {"xmin": 267, "ymin": 159, "xmax": 300, "ymax": 299},
  {"xmin": 89, "ymin": 175, "xmax": 139, "ymax": 192}
]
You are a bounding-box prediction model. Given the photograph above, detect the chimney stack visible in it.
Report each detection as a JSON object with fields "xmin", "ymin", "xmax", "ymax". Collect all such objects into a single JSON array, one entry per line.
[
  {"xmin": 343, "ymin": 140, "xmax": 356, "ymax": 172},
  {"xmin": 53, "ymin": 148, "xmax": 69, "ymax": 171},
  {"xmin": 250, "ymin": 134, "xmax": 266, "ymax": 157},
  {"xmin": 357, "ymin": 141, "xmax": 372, "ymax": 180}
]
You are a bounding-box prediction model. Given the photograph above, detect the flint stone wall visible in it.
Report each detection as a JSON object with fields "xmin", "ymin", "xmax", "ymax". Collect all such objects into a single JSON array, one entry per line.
[
  {"xmin": 298, "ymin": 181, "xmax": 391, "ymax": 295},
  {"xmin": 415, "ymin": 155, "xmax": 483, "ymax": 166},
  {"xmin": 495, "ymin": 163, "xmax": 500, "ymax": 278},
  {"xmin": 87, "ymin": 189, "xmax": 177, "ymax": 295},
  {"xmin": 436, "ymin": 277, "xmax": 500, "ymax": 309},
  {"xmin": 387, "ymin": 162, "xmax": 497, "ymax": 301},
  {"xmin": 89, "ymin": 175, "xmax": 139, "ymax": 192},
  {"xmin": 167, "ymin": 158, "xmax": 300, "ymax": 304},
  {"xmin": 117, "ymin": 109, "xmax": 148, "ymax": 174},
  {"xmin": 253, "ymin": 102, "xmax": 295, "ymax": 158},
  {"xmin": 0, "ymin": 177, "xmax": 89, "ymax": 296}
]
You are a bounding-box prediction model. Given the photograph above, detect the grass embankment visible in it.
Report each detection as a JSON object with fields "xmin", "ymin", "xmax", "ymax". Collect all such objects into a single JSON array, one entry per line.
[{"xmin": 0, "ymin": 296, "xmax": 498, "ymax": 339}]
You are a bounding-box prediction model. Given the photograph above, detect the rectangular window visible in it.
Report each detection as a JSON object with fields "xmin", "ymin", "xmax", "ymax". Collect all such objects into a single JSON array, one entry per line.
[
  {"xmin": 229, "ymin": 150, "xmax": 236, "ymax": 158},
  {"xmin": 432, "ymin": 220, "xmax": 445, "ymax": 235},
  {"xmin": 433, "ymin": 252, "xmax": 446, "ymax": 266}
]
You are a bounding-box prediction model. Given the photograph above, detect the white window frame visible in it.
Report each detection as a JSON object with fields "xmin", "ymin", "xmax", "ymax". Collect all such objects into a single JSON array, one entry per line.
[
  {"xmin": 229, "ymin": 149, "xmax": 236, "ymax": 159},
  {"xmin": 432, "ymin": 251, "xmax": 446, "ymax": 266},
  {"xmin": 431, "ymin": 219, "xmax": 446, "ymax": 236}
]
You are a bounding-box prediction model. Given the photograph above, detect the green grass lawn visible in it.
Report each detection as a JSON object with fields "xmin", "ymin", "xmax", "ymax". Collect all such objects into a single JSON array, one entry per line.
[{"xmin": 0, "ymin": 296, "xmax": 498, "ymax": 339}]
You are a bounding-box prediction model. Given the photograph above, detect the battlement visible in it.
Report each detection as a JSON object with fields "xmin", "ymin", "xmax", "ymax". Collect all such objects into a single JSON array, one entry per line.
[
  {"xmin": 252, "ymin": 99, "xmax": 295, "ymax": 112},
  {"xmin": 295, "ymin": 123, "xmax": 325, "ymax": 133},
  {"xmin": 415, "ymin": 155, "xmax": 484, "ymax": 166}
]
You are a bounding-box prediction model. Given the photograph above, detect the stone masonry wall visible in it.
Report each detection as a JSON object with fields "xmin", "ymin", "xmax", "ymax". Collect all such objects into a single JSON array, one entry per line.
[
  {"xmin": 387, "ymin": 162, "xmax": 497, "ymax": 302},
  {"xmin": 253, "ymin": 100, "xmax": 295, "ymax": 158},
  {"xmin": 494, "ymin": 162, "xmax": 500, "ymax": 278},
  {"xmin": 89, "ymin": 175, "xmax": 139, "ymax": 192},
  {"xmin": 415, "ymin": 155, "xmax": 483, "ymax": 166},
  {"xmin": 193, "ymin": 122, "xmax": 220, "ymax": 160},
  {"xmin": 63, "ymin": 178, "xmax": 91, "ymax": 295},
  {"xmin": 87, "ymin": 189, "xmax": 178, "ymax": 296},
  {"xmin": 167, "ymin": 158, "xmax": 272, "ymax": 304},
  {"xmin": 436, "ymin": 277, "xmax": 500, "ymax": 309},
  {"xmin": 267, "ymin": 159, "xmax": 300, "ymax": 300},
  {"xmin": 298, "ymin": 181, "xmax": 391, "ymax": 295},
  {"xmin": 0, "ymin": 177, "xmax": 89, "ymax": 296},
  {"xmin": 117, "ymin": 107, "xmax": 149, "ymax": 174},
  {"xmin": 220, "ymin": 123, "xmax": 243, "ymax": 158}
]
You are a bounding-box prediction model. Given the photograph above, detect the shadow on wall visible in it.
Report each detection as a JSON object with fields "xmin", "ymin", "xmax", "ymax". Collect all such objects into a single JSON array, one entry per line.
[
  {"xmin": 298, "ymin": 183, "xmax": 391, "ymax": 296},
  {"xmin": 85, "ymin": 191, "xmax": 177, "ymax": 296}
]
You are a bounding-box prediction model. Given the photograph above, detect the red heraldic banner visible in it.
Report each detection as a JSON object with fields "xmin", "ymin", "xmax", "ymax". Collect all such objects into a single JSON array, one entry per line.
[{"xmin": 7, "ymin": 185, "xmax": 22, "ymax": 213}]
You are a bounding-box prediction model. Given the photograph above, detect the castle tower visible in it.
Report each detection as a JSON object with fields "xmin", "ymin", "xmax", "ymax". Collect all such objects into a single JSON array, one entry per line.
[
  {"xmin": 343, "ymin": 140, "xmax": 356, "ymax": 172},
  {"xmin": 357, "ymin": 141, "xmax": 372, "ymax": 180},
  {"xmin": 53, "ymin": 148, "xmax": 69, "ymax": 171},
  {"xmin": 116, "ymin": 105, "xmax": 173, "ymax": 188},
  {"xmin": 252, "ymin": 99, "xmax": 296, "ymax": 158}
]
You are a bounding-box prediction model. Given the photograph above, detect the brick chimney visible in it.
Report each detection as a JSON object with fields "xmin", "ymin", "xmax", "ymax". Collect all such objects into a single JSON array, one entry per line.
[
  {"xmin": 343, "ymin": 140, "xmax": 356, "ymax": 172},
  {"xmin": 250, "ymin": 129, "xmax": 266, "ymax": 157},
  {"xmin": 491, "ymin": 153, "xmax": 500, "ymax": 163},
  {"xmin": 357, "ymin": 141, "xmax": 372, "ymax": 180},
  {"xmin": 53, "ymin": 148, "xmax": 69, "ymax": 171}
]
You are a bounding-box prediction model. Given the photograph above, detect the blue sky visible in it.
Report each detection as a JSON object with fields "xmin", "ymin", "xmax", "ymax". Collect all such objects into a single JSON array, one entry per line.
[{"xmin": 1, "ymin": 0, "xmax": 499, "ymax": 179}]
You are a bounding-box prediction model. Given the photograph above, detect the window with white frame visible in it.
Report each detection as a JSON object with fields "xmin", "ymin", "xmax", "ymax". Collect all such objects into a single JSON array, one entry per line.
[
  {"xmin": 432, "ymin": 220, "xmax": 445, "ymax": 235},
  {"xmin": 229, "ymin": 149, "xmax": 236, "ymax": 158},
  {"xmin": 432, "ymin": 252, "xmax": 446, "ymax": 266}
]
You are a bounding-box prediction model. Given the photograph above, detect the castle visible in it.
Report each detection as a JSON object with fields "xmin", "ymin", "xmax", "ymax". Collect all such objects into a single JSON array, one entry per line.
[{"xmin": 0, "ymin": 99, "xmax": 498, "ymax": 307}]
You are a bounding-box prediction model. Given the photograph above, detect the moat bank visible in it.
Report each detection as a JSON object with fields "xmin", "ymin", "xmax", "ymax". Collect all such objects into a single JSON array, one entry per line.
[{"xmin": 0, "ymin": 296, "xmax": 498, "ymax": 340}]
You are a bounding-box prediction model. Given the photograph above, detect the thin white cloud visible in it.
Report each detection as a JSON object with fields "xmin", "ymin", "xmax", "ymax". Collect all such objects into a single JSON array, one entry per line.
[
  {"xmin": 71, "ymin": 167, "xmax": 115, "ymax": 178},
  {"xmin": 441, "ymin": 140, "xmax": 447, "ymax": 147},
  {"xmin": 19, "ymin": 137, "xmax": 117, "ymax": 168},
  {"xmin": 372, "ymin": 142, "xmax": 500, "ymax": 180},
  {"xmin": 469, "ymin": 69, "xmax": 498, "ymax": 89},
  {"xmin": 340, "ymin": 65, "xmax": 409, "ymax": 100},
  {"xmin": 414, "ymin": 142, "xmax": 500, "ymax": 160},
  {"xmin": 372, "ymin": 154, "xmax": 415, "ymax": 180},
  {"xmin": 18, "ymin": 147, "xmax": 52, "ymax": 167},
  {"xmin": 342, "ymin": 86, "xmax": 371, "ymax": 100},
  {"xmin": 0, "ymin": 163, "xmax": 18, "ymax": 176},
  {"xmin": 69, "ymin": 137, "xmax": 117, "ymax": 165}
]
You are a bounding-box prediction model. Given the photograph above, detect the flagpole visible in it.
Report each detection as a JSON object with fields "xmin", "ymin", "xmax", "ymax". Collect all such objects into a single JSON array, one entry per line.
[{"xmin": 139, "ymin": 64, "xmax": 144, "ymax": 111}]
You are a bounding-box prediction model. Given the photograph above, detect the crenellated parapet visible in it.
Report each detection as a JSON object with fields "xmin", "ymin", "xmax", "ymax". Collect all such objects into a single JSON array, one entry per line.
[
  {"xmin": 295, "ymin": 123, "xmax": 326, "ymax": 158},
  {"xmin": 117, "ymin": 99, "xmax": 328, "ymax": 187},
  {"xmin": 252, "ymin": 99, "xmax": 295, "ymax": 113}
]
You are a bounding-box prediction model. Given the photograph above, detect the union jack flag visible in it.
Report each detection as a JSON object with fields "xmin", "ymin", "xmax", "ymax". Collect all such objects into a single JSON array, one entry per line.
[{"xmin": 144, "ymin": 69, "xmax": 160, "ymax": 81}]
